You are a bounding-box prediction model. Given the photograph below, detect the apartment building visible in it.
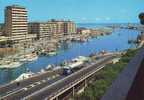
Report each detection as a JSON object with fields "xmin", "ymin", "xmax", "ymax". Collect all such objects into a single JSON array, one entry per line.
[
  {"xmin": 28, "ymin": 22, "xmax": 52, "ymax": 40},
  {"xmin": 48, "ymin": 20, "xmax": 64, "ymax": 39},
  {"xmin": 4, "ymin": 5, "xmax": 28, "ymax": 43},
  {"xmin": 28, "ymin": 20, "xmax": 77, "ymax": 40},
  {"xmin": 64, "ymin": 21, "xmax": 77, "ymax": 34}
]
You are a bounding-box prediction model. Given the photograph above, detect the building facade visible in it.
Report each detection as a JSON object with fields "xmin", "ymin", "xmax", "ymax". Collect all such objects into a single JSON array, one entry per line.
[
  {"xmin": 0, "ymin": 24, "xmax": 4, "ymax": 35},
  {"xmin": 48, "ymin": 20, "xmax": 64, "ymax": 39},
  {"xmin": 28, "ymin": 20, "xmax": 77, "ymax": 40},
  {"xmin": 28, "ymin": 22, "xmax": 52, "ymax": 40},
  {"xmin": 4, "ymin": 5, "xmax": 28, "ymax": 43},
  {"xmin": 64, "ymin": 21, "xmax": 77, "ymax": 34}
]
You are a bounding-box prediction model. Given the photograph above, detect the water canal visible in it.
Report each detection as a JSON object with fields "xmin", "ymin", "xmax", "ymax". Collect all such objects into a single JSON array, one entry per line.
[{"xmin": 0, "ymin": 25, "xmax": 140, "ymax": 85}]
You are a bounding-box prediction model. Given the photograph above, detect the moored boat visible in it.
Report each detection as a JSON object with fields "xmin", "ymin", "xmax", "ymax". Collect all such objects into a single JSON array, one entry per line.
[
  {"xmin": 47, "ymin": 51, "xmax": 57, "ymax": 56},
  {"xmin": 19, "ymin": 53, "xmax": 38, "ymax": 62},
  {"xmin": 13, "ymin": 72, "xmax": 34, "ymax": 82}
]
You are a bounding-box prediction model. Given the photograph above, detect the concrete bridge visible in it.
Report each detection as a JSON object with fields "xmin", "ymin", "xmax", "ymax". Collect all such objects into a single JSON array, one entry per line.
[
  {"xmin": 0, "ymin": 54, "xmax": 120, "ymax": 100},
  {"xmin": 25, "ymin": 55, "xmax": 118, "ymax": 100}
]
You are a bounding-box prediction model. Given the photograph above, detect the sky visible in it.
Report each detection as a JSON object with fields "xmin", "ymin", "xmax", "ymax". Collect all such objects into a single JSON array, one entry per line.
[{"xmin": 0, "ymin": 0, "xmax": 144, "ymax": 23}]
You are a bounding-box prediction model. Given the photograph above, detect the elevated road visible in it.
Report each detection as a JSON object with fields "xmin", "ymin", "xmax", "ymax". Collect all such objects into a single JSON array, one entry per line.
[
  {"xmin": 25, "ymin": 55, "xmax": 117, "ymax": 100},
  {"xmin": 0, "ymin": 54, "xmax": 120, "ymax": 100},
  {"xmin": 0, "ymin": 69, "xmax": 61, "ymax": 97}
]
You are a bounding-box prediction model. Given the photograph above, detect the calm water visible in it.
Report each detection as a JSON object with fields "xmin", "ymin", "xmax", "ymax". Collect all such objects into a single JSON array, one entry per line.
[{"xmin": 0, "ymin": 24, "xmax": 140, "ymax": 85}]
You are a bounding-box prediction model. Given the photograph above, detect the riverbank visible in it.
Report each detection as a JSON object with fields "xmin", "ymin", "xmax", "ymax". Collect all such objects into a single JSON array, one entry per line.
[
  {"xmin": 73, "ymin": 48, "xmax": 139, "ymax": 100},
  {"xmin": 0, "ymin": 27, "xmax": 113, "ymax": 69},
  {"xmin": 0, "ymin": 28, "xmax": 140, "ymax": 85}
]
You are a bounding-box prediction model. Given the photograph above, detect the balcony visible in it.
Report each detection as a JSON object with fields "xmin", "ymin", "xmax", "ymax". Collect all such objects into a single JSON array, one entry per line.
[{"xmin": 102, "ymin": 47, "xmax": 144, "ymax": 100}]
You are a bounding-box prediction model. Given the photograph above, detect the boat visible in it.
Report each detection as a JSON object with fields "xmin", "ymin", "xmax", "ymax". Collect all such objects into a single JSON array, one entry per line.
[
  {"xmin": 45, "ymin": 64, "xmax": 53, "ymax": 70},
  {"xmin": 40, "ymin": 68, "xmax": 45, "ymax": 73},
  {"xmin": 77, "ymin": 56, "xmax": 90, "ymax": 62},
  {"xmin": 19, "ymin": 53, "xmax": 38, "ymax": 62},
  {"xmin": 67, "ymin": 61, "xmax": 83, "ymax": 69},
  {"xmin": 19, "ymin": 58, "xmax": 27, "ymax": 62},
  {"xmin": 63, "ymin": 56, "xmax": 90, "ymax": 69},
  {"xmin": 80, "ymin": 38, "xmax": 88, "ymax": 42},
  {"xmin": 53, "ymin": 66, "xmax": 61, "ymax": 70},
  {"xmin": 47, "ymin": 51, "xmax": 57, "ymax": 56},
  {"xmin": 27, "ymin": 55, "xmax": 38, "ymax": 62},
  {"xmin": 13, "ymin": 72, "xmax": 34, "ymax": 82},
  {"xmin": 0, "ymin": 61, "xmax": 23, "ymax": 69},
  {"xmin": 128, "ymin": 39, "xmax": 137, "ymax": 44}
]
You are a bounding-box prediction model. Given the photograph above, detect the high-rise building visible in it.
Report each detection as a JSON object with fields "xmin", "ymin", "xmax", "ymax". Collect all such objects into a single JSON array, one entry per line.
[{"xmin": 4, "ymin": 5, "xmax": 28, "ymax": 43}]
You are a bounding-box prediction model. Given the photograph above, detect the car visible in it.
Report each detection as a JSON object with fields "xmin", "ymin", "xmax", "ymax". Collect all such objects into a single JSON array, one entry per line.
[{"xmin": 63, "ymin": 68, "xmax": 73, "ymax": 76}]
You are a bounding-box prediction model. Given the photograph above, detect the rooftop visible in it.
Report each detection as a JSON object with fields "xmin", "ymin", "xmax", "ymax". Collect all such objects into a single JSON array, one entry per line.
[{"xmin": 6, "ymin": 5, "xmax": 26, "ymax": 9}]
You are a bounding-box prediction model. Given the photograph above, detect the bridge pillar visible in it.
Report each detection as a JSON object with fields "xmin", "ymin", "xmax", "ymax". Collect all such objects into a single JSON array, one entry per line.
[
  {"xmin": 84, "ymin": 79, "xmax": 87, "ymax": 88},
  {"xmin": 56, "ymin": 97, "xmax": 58, "ymax": 100},
  {"xmin": 72, "ymin": 87, "xmax": 75, "ymax": 97}
]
